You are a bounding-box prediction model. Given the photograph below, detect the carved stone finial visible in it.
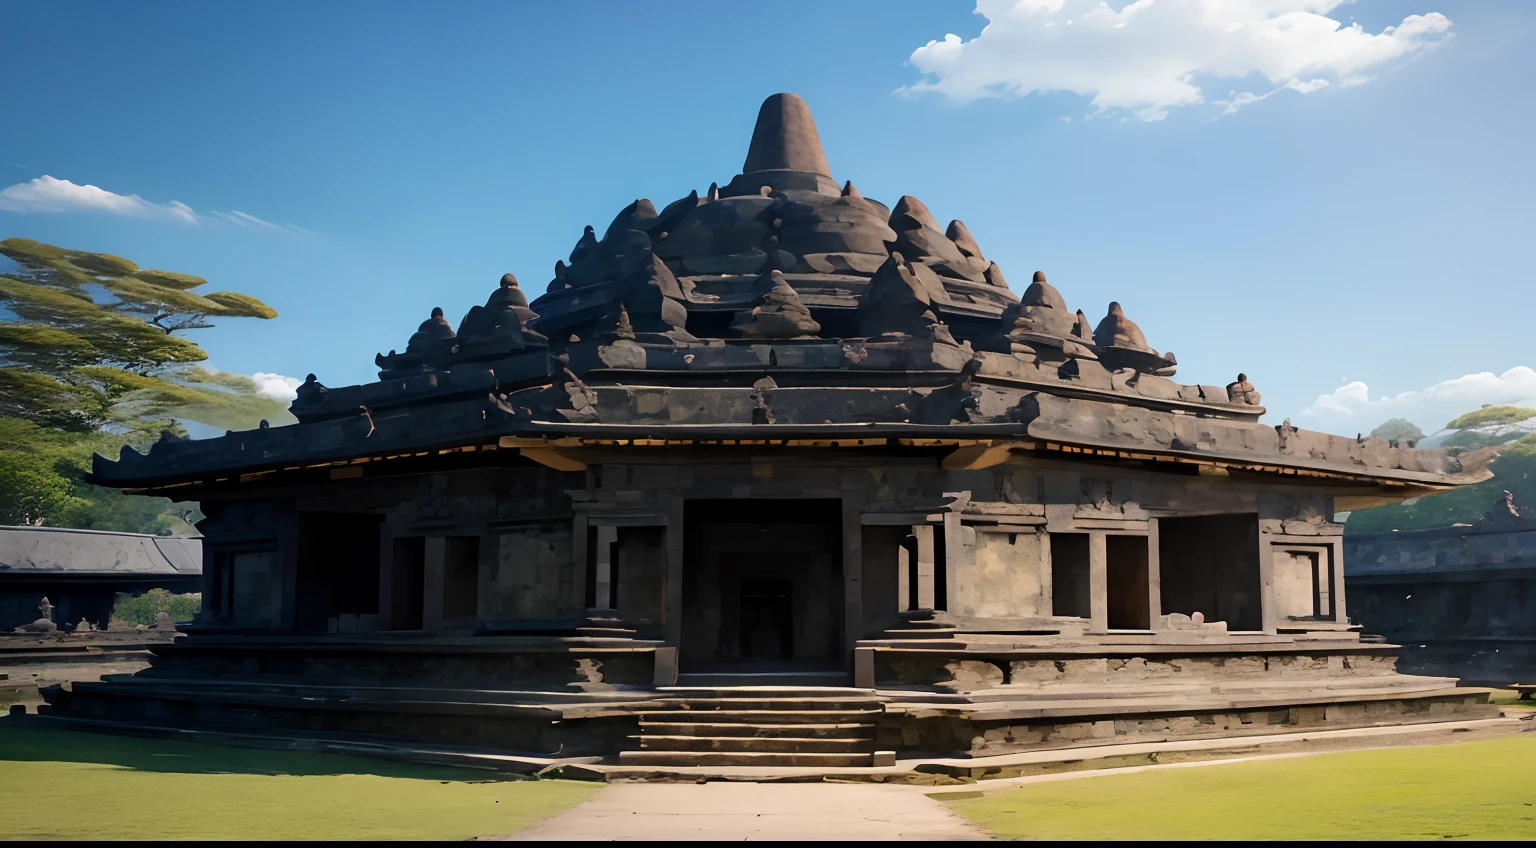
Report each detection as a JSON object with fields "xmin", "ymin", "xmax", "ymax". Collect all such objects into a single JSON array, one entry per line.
[
  {"xmin": 1227, "ymin": 373, "xmax": 1262, "ymax": 406},
  {"xmin": 1033, "ymin": 270, "xmax": 1047, "ymax": 284},
  {"xmin": 707, "ymin": 182, "xmax": 720, "ymax": 201},
  {"xmin": 841, "ymin": 180, "xmax": 862, "ymax": 199},
  {"xmin": 730, "ymin": 270, "xmax": 822, "ymax": 339},
  {"xmin": 743, "ymin": 93, "xmax": 832, "ymax": 177},
  {"xmin": 614, "ymin": 303, "xmax": 636, "ymax": 341},
  {"xmin": 945, "ymin": 220, "xmax": 983, "ymax": 259},
  {"xmin": 294, "ymin": 373, "xmax": 327, "ymax": 408},
  {"xmin": 1091, "ymin": 302, "xmax": 1176, "ymax": 376}
]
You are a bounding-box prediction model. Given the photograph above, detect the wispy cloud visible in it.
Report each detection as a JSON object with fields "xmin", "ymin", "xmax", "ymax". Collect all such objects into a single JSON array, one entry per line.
[
  {"xmin": 902, "ymin": 1, "xmax": 1453, "ymax": 121},
  {"xmin": 0, "ymin": 175, "xmax": 198, "ymax": 223},
  {"xmin": 1302, "ymin": 367, "xmax": 1536, "ymax": 434},
  {"xmin": 0, "ymin": 174, "xmax": 314, "ymax": 236},
  {"xmin": 209, "ymin": 210, "xmax": 315, "ymax": 237}
]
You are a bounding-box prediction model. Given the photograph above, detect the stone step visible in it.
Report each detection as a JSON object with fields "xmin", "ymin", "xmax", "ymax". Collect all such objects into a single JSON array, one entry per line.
[
  {"xmin": 673, "ymin": 672, "xmax": 851, "ymax": 688},
  {"xmin": 634, "ymin": 735, "xmax": 878, "ymax": 754},
  {"xmin": 659, "ymin": 686, "xmax": 875, "ymax": 698},
  {"xmin": 637, "ymin": 721, "xmax": 878, "ymax": 739},
  {"xmin": 617, "ymin": 750, "xmax": 876, "ymax": 768},
  {"xmin": 635, "ymin": 708, "xmax": 882, "ymax": 724},
  {"xmin": 650, "ymin": 698, "xmax": 883, "ymax": 712}
]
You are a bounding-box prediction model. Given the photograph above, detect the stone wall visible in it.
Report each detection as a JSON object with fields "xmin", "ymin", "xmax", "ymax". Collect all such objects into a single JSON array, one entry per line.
[{"xmin": 1345, "ymin": 520, "xmax": 1536, "ymax": 685}]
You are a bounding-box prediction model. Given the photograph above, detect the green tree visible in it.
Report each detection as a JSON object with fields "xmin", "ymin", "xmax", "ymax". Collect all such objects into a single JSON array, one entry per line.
[
  {"xmin": 1369, "ymin": 418, "xmax": 1425, "ymax": 445},
  {"xmin": 0, "ymin": 238, "xmax": 290, "ymax": 530},
  {"xmin": 0, "ymin": 238, "xmax": 285, "ymax": 436}
]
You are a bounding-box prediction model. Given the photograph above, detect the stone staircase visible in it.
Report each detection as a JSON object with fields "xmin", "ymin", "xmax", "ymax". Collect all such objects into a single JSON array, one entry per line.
[{"xmin": 620, "ymin": 687, "xmax": 889, "ymax": 767}]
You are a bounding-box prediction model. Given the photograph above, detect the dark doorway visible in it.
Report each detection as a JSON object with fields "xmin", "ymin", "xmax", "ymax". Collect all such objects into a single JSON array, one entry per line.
[
  {"xmin": 681, "ymin": 499, "xmax": 843, "ymax": 671},
  {"xmin": 1106, "ymin": 535, "xmax": 1151, "ymax": 630},
  {"xmin": 1159, "ymin": 514, "xmax": 1263, "ymax": 632},
  {"xmin": 295, "ymin": 512, "xmax": 384, "ymax": 631}
]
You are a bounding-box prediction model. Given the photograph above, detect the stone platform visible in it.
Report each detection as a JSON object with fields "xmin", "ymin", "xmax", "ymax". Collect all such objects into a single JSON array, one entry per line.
[{"xmin": 35, "ymin": 630, "xmax": 1499, "ymax": 774}]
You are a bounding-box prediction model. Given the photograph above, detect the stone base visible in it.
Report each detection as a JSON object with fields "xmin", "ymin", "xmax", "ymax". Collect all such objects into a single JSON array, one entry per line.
[{"xmin": 37, "ymin": 633, "xmax": 1500, "ymax": 769}]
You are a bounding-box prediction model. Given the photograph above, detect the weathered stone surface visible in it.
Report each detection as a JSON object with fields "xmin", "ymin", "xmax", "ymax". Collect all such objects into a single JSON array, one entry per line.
[{"xmin": 730, "ymin": 271, "xmax": 822, "ymax": 339}]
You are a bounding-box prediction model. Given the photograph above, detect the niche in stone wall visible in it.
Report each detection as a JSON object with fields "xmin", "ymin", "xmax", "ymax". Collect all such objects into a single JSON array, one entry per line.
[{"xmin": 1275, "ymin": 547, "xmax": 1334, "ymax": 620}]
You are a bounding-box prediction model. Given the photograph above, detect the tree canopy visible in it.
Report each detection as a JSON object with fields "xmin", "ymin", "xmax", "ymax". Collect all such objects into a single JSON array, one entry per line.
[
  {"xmin": 1369, "ymin": 418, "xmax": 1425, "ymax": 446},
  {"xmin": 0, "ymin": 238, "xmax": 290, "ymax": 530},
  {"xmin": 0, "ymin": 237, "xmax": 286, "ymax": 435}
]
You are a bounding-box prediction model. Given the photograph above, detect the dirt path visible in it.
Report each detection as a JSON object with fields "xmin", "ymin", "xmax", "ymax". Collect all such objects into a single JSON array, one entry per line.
[{"xmin": 501, "ymin": 781, "xmax": 992, "ymax": 841}]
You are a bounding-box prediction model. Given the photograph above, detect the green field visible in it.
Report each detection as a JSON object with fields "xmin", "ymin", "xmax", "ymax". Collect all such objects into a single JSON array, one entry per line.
[
  {"xmin": 0, "ymin": 722, "xmax": 597, "ymax": 840},
  {"xmin": 941, "ymin": 734, "xmax": 1536, "ymax": 841}
]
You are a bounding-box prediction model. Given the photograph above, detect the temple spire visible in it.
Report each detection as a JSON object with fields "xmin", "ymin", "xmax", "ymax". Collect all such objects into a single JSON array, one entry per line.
[{"xmin": 743, "ymin": 93, "xmax": 831, "ymax": 176}]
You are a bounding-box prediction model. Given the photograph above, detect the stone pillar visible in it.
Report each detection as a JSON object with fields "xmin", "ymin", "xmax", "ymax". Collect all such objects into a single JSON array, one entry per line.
[
  {"xmin": 914, "ymin": 524, "xmax": 937, "ymax": 610},
  {"xmin": 1329, "ymin": 537, "xmax": 1347, "ymax": 624},
  {"xmin": 593, "ymin": 524, "xmax": 618, "ymax": 611},
  {"xmin": 841, "ymin": 494, "xmax": 865, "ymax": 660},
  {"xmin": 1088, "ymin": 530, "xmax": 1108, "ymax": 633},
  {"xmin": 1146, "ymin": 519, "xmax": 1162, "ymax": 629},
  {"xmin": 1258, "ymin": 534, "xmax": 1278, "ymax": 634},
  {"xmin": 664, "ymin": 497, "xmax": 686, "ymax": 649},
  {"xmin": 422, "ymin": 535, "xmax": 446, "ymax": 629}
]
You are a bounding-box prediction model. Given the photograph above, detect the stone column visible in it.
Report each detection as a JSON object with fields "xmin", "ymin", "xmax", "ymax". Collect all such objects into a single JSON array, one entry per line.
[
  {"xmin": 1088, "ymin": 530, "xmax": 1108, "ymax": 633},
  {"xmin": 1146, "ymin": 519, "xmax": 1162, "ymax": 629},
  {"xmin": 914, "ymin": 524, "xmax": 937, "ymax": 610},
  {"xmin": 422, "ymin": 535, "xmax": 446, "ymax": 629},
  {"xmin": 593, "ymin": 524, "xmax": 618, "ymax": 611},
  {"xmin": 841, "ymin": 493, "xmax": 865, "ymax": 660}
]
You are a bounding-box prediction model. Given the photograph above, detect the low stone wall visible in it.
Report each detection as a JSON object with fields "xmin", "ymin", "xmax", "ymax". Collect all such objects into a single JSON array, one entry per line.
[
  {"xmin": 1346, "ymin": 519, "xmax": 1536, "ymax": 686},
  {"xmin": 881, "ymin": 689, "xmax": 1495, "ymax": 757},
  {"xmin": 875, "ymin": 646, "xmax": 1401, "ymax": 692},
  {"xmin": 140, "ymin": 636, "xmax": 662, "ymax": 689}
]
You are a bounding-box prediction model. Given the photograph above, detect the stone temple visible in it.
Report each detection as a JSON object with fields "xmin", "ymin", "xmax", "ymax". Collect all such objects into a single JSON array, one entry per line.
[{"xmin": 44, "ymin": 94, "xmax": 1497, "ymax": 771}]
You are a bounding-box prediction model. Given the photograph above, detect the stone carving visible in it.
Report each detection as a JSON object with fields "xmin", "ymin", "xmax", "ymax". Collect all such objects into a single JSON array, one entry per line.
[
  {"xmin": 992, "ymin": 272, "xmax": 1096, "ymax": 359},
  {"xmin": 858, "ymin": 253, "xmax": 955, "ymax": 344},
  {"xmin": 375, "ymin": 307, "xmax": 456, "ymax": 378},
  {"xmin": 1226, "ymin": 373, "xmax": 1262, "ymax": 406},
  {"xmin": 889, "ymin": 197, "xmax": 985, "ymax": 283},
  {"xmin": 455, "ymin": 273, "xmax": 548, "ymax": 355},
  {"xmin": 1092, "ymin": 302, "xmax": 1177, "ymax": 376},
  {"xmin": 730, "ymin": 271, "xmax": 821, "ymax": 339}
]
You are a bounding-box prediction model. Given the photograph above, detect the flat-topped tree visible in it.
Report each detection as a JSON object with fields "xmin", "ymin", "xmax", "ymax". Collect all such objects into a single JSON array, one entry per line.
[{"xmin": 0, "ymin": 238, "xmax": 286, "ymax": 435}]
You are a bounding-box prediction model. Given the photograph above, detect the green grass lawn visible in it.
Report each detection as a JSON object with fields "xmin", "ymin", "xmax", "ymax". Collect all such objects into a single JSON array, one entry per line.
[
  {"xmin": 941, "ymin": 733, "xmax": 1536, "ymax": 840},
  {"xmin": 0, "ymin": 721, "xmax": 598, "ymax": 840}
]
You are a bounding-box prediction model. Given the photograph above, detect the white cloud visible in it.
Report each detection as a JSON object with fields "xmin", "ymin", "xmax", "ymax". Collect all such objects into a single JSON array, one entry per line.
[
  {"xmin": 0, "ymin": 175, "xmax": 314, "ymax": 236},
  {"xmin": 903, "ymin": 1, "xmax": 1452, "ymax": 120},
  {"xmin": 1302, "ymin": 366, "xmax": 1536, "ymax": 434},
  {"xmin": 252, "ymin": 372, "xmax": 303, "ymax": 402},
  {"xmin": 0, "ymin": 176, "xmax": 198, "ymax": 223}
]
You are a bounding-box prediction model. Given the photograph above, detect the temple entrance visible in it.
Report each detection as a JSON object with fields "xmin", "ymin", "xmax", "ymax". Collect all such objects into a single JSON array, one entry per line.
[{"xmin": 680, "ymin": 499, "xmax": 843, "ymax": 672}]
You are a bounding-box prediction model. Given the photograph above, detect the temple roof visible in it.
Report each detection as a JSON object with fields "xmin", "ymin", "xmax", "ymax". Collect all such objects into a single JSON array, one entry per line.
[{"xmin": 88, "ymin": 94, "xmax": 1489, "ymax": 496}]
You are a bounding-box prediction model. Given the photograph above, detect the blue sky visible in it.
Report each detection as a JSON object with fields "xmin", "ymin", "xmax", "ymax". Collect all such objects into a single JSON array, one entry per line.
[{"xmin": 3, "ymin": 0, "xmax": 1533, "ymax": 436}]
